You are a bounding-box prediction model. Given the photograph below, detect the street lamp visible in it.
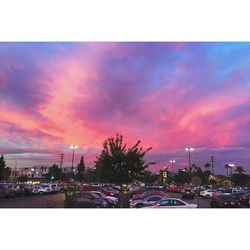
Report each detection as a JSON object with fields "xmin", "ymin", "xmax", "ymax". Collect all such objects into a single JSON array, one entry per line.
[
  {"xmin": 70, "ymin": 145, "xmax": 78, "ymax": 170},
  {"xmin": 228, "ymin": 163, "xmax": 235, "ymax": 176},
  {"xmin": 169, "ymin": 160, "xmax": 176, "ymax": 174},
  {"xmin": 185, "ymin": 147, "xmax": 194, "ymax": 170},
  {"xmin": 31, "ymin": 168, "xmax": 35, "ymax": 181}
]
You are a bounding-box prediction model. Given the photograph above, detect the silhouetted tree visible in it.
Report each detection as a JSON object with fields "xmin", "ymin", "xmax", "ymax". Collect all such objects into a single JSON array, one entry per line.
[
  {"xmin": 76, "ymin": 155, "xmax": 85, "ymax": 182},
  {"xmin": 0, "ymin": 155, "xmax": 7, "ymax": 181},
  {"xmin": 94, "ymin": 134, "xmax": 154, "ymax": 188},
  {"xmin": 44, "ymin": 164, "xmax": 62, "ymax": 181},
  {"xmin": 173, "ymin": 169, "xmax": 192, "ymax": 184},
  {"xmin": 234, "ymin": 166, "xmax": 245, "ymax": 174},
  {"xmin": 205, "ymin": 163, "xmax": 211, "ymax": 172}
]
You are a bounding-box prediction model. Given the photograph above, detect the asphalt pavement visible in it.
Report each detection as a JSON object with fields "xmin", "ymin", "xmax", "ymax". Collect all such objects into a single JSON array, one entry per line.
[{"xmin": 0, "ymin": 193, "xmax": 65, "ymax": 208}]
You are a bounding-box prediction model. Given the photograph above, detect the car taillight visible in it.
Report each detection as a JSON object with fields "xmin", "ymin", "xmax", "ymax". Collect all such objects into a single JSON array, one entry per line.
[{"xmin": 223, "ymin": 202, "xmax": 229, "ymax": 205}]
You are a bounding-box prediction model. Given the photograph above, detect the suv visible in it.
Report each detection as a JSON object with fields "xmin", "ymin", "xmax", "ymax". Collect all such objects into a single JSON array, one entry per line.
[{"xmin": 74, "ymin": 192, "xmax": 109, "ymax": 208}]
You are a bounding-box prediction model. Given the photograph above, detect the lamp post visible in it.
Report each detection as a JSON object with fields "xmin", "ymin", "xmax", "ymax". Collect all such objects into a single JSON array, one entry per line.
[
  {"xmin": 31, "ymin": 168, "xmax": 34, "ymax": 181},
  {"xmin": 70, "ymin": 145, "xmax": 78, "ymax": 170},
  {"xmin": 185, "ymin": 147, "xmax": 194, "ymax": 171},
  {"xmin": 169, "ymin": 160, "xmax": 176, "ymax": 174},
  {"xmin": 228, "ymin": 163, "xmax": 235, "ymax": 176}
]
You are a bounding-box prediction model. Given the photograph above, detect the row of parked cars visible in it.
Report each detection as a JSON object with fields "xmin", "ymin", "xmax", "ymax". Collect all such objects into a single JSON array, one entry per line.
[
  {"xmin": 129, "ymin": 189, "xmax": 197, "ymax": 208},
  {"xmin": 198, "ymin": 187, "xmax": 250, "ymax": 208},
  {"xmin": 128, "ymin": 184, "xmax": 250, "ymax": 208},
  {"xmin": 0, "ymin": 182, "xmax": 62, "ymax": 198},
  {"xmin": 65, "ymin": 184, "xmax": 121, "ymax": 208}
]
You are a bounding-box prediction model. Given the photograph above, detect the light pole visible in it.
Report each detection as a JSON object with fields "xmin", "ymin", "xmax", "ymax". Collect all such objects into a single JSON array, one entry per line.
[
  {"xmin": 31, "ymin": 168, "xmax": 34, "ymax": 182},
  {"xmin": 185, "ymin": 147, "xmax": 194, "ymax": 171},
  {"xmin": 228, "ymin": 163, "xmax": 235, "ymax": 176},
  {"xmin": 169, "ymin": 160, "xmax": 176, "ymax": 174},
  {"xmin": 70, "ymin": 145, "xmax": 78, "ymax": 170}
]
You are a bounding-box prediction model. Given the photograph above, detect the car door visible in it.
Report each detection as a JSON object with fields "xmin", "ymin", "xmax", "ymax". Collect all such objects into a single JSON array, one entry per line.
[
  {"xmin": 171, "ymin": 199, "xmax": 187, "ymax": 208},
  {"xmin": 146, "ymin": 196, "xmax": 163, "ymax": 206}
]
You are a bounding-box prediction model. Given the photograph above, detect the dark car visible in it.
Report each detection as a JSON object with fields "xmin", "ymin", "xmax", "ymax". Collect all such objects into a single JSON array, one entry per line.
[
  {"xmin": 74, "ymin": 192, "xmax": 109, "ymax": 208},
  {"xmin": 238, "ymin": 192, "xmax": 250, "ymax": 207},
  {"xmin": 210, "ymin": 195, "xmax": 241, "ymax": 208},
  {"xmin": 0, "ymin": 183, "xmax": 14, "ymax": 198},
  {"xmin": 182, "ymin": 188, "xmax": 195, "ymax": 199},
  {"xmin": 18, "ymin": 184, "xmax": 33, "ymax": 196}
]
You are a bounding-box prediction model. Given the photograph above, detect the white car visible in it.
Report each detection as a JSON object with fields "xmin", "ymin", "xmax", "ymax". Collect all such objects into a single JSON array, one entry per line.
[
  {"xmin": 130, "ymin": 195, "xmax": 164, "ymax": 208},
  {"xmin": 200, "ymin": 189, "xmax": 216, "ymax": 198},
  {"xmin": 34, "ymin": 184, "xmax": 52, "ymax": 195},
  {"xmin": 146, "ymin": 198, "xmax": 197, "ymax": 208}
]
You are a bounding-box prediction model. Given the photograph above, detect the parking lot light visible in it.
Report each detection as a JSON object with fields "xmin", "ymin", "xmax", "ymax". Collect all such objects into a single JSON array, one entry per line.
[
  {"xmin": 70, "ymin": 145, "xmax": 78, "ymax": 169},
  {"xmin": 185, "ymin": 147, "xmax": 194, "ymax": 170}
]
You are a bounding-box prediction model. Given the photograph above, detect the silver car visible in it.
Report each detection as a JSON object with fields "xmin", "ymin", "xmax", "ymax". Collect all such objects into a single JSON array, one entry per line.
[{"xmin": 130, "ymin": 195, "xmax": 164, "ymax": 208}]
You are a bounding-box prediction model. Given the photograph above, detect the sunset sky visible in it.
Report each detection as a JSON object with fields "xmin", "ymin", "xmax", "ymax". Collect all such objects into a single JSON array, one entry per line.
[{"xmin": 1, "ymin": 42, "xmax": 250, "ymax": 173}]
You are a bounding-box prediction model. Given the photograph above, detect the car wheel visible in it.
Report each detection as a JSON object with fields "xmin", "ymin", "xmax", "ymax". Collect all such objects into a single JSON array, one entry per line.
[
  {"xmin": 39, "ymin": 191, "xmax": 43, "ymax": 195},
  {"xmin": 95, "ymin": 204, "xmax": 102, "ymax": 208},
  {"xmin": 206, "ymin": 195, "xmax": 210, "ymax": 199}
]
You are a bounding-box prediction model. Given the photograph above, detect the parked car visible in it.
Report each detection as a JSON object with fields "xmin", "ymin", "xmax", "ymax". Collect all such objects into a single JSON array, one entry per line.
[
  {"xmin": 210, "ymin": 195, "xmax": 241, "ymax": 208},
  {"xmin": 0, "ymin": 183, "xmax": 15, "ymax": 198},
  {"xmin": 74, "ymin": 192, "xmax": 109, "ymax": 208},
  {"xmin": 238, "ymin": 192, "xmax": 250, "ymax": 207},
  {"xmin": 147, "ymin": 198, "xmax": 197, "ymax": 208},
  {"xmin": 18, "ymin": 184, "xmax": 33, "ymax": 196},
  {"xmin": 35, "ymin": 184, "xmax": 52, "ymax": 195},
  {"xmin": 130, "ymin": 195, "xmax": 164, "ymax": 208},
  {"xmin": 50, "ymin": 184, "xmax": 61, "ymax": 193},
  {"xmin": 200, "ymin": 189, "xmax": 216, "ymax": 198},
  {"xmin": 182, "ymin": 188, "xmax": 195, "ymax": 199},
  {"xmin": 131, "ymin": 190, "xmax": 169, "ymax": 201},
  {"xmin": 90, "ymin": 191, "xmax": 118, "ymax": 207},
  {"xmin": 166, "ymin": 185, "xmax": 181, "ymax": 193}
]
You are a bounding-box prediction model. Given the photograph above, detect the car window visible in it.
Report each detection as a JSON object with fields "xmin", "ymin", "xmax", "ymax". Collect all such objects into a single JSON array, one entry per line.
[
  {"xmin": 159, "ymin": 200, "xmax": 172, "ymax": 206},
  {"xmin": 173, "ymin": 200, "xmax": 185, "ymax": 206}
]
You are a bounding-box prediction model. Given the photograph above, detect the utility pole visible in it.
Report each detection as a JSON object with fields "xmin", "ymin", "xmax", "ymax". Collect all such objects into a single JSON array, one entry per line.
[
  {"xmin": 211, "ymin": 156, "xmax": 215, "ymax": 175},
  {"xmin": 59, "ymin": 154, "xmax": 64, "ymax": 168},
  {"xmin": 59, "ymin": 154, "xmax": 64, "ymax": 181}
]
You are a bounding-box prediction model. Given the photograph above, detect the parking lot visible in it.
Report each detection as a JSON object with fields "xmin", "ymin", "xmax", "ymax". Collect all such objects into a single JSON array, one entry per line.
[
  {"xmin": 0, "ymin": 190, "xmax": 211, "ymax": 208},
  {"xmin": 0, "ymin": 182, "xmax": 249, "ymax": 208}
]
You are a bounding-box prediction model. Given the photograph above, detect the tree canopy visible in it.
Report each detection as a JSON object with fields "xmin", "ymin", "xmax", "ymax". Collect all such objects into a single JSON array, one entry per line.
[
  {"xmin": 94, "ymin": 134, "xmax": 154, "ymax": 186},
  {"xmin": 0, "ymin": 154, "xmax": 10, "ymax": 181},
  {"xmin": 76, "ymin": 155, "xmax": 85, "ymax": 182}
]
